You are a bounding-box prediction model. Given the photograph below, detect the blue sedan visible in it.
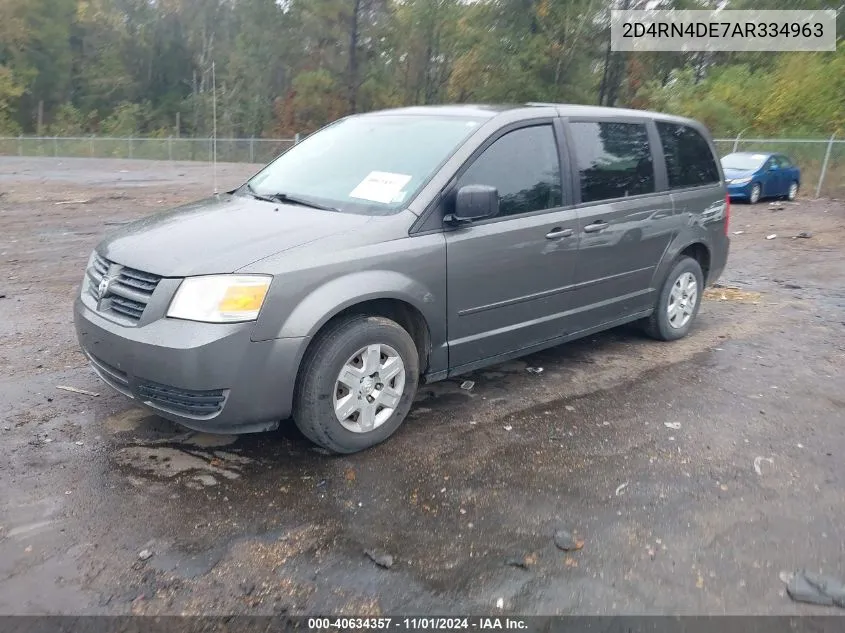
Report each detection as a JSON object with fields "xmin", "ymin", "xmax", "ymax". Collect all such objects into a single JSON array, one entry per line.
[{"xmin": 721, "ymin": 152, "xmax": 801, "ymax": 204}]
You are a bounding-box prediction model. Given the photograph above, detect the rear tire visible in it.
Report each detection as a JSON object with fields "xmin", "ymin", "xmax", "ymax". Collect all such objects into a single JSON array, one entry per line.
[
  {"xmin": 787, "ymin": 181, "xmax": 798, "ymax": 201},
  {"xmin": 293, "ymin": 315, "xmax": 419, "ymax": 454},
  {"xmin": 644, "ymin": 256, "xmax": 704, "ymax": 342},
  {"xmin": 748, "ymin": 183, "xmax": 761, "ymax": 204}
]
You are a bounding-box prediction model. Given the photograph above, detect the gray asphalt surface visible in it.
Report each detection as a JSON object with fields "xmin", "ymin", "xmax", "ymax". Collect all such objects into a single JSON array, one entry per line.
[{"xmin": 0, "ymin": 157, "xmax": 843, "ymax": 615}]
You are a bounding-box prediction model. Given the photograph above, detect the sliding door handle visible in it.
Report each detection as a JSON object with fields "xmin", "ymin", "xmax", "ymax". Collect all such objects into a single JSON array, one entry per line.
[
  {"xmin": 583, "ymin": 221, "xmax": 609, "ymax": 233},
  {"xmin": 545, "ymin": 227, "xmax": 573, "ymax": 239}
]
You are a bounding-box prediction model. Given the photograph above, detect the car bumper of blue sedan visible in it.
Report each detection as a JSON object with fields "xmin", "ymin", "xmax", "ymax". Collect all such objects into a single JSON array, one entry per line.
[{"xmin": 726, "ymin": 181, "xmax": 752, "ymax": 199}]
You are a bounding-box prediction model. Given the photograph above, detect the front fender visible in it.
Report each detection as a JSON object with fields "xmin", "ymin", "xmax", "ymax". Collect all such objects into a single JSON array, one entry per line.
[{"xmin": 274, "ymin": 270, "xmax": 440, "ymax": 340}]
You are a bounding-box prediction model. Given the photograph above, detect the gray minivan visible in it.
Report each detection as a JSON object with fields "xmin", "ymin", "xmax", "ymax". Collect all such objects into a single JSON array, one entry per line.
[{"xmin": 74, "ymin": 104, "xmax": 730, "ymax": 453}]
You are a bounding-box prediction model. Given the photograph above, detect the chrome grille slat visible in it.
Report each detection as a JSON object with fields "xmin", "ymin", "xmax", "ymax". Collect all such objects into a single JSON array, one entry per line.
[
  {"xmin": 92, "ymin": 254, "xmax": 109, "ymax": 277},
  {"xmin": 120, "ymin": 267, "xmax": 161, "ymax": 285},
  {"xmin": 115, "ymin": 276, "xmax": 157, "ymax": 293},
  {"xmin": 109, "ymin": 281, "xmax": 153, "ymax": 303},
  {"xmin": 110, "ymin": 295, "xmax": 145, "ymax": 319}
]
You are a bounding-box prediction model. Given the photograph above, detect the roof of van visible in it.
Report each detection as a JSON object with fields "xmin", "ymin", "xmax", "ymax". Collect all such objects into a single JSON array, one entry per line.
[{"xmin": 364, "ymin": 103, "xmax": 699, "ymax": 125}]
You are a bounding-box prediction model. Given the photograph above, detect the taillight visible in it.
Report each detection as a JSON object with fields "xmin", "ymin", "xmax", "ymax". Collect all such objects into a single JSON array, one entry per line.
[{"xmin": 724, "ymin": 193, "xmax": 731, "ymax": 236}]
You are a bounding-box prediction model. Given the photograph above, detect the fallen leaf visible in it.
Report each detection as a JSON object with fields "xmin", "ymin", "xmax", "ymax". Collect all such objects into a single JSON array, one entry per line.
[{"xmin": 345, "ymin": 468, "xmax": 356, "ymax": 482}]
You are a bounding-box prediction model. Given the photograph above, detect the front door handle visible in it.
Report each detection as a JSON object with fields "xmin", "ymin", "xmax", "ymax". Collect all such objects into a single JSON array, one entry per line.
[
  {"xmin": 583, "ymin": 221, "xmax": 609, "ymax": 233},
  {"xmin": 545, "ymin": 227, "xmax": 573, "ymax": 240}
]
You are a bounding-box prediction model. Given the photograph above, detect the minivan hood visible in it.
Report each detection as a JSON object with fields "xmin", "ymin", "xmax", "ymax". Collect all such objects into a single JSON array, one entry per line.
[
  {"xmin": 722, "ymin": 168, "xmax": 756, "ymax": 180},
  {"xmin": 99, "ymin": 195, "xmax": 373, "ymax": 277}
]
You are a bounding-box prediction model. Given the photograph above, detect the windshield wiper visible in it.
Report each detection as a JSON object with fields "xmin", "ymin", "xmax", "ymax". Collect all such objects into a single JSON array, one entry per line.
[
  {"xmin": 269, "ymin": 192, "xmax": 340, "ymax": 213},
  {"xmin": 244, "ymin": 182, "xmax": 277, "ymax": 204},
  {"xmin": 243, "ymin": 183, "xmax": 339, "ymax": 212}
]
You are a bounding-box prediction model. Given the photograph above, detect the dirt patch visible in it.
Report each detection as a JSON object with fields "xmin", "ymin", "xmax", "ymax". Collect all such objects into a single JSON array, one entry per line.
[{"xmin": 704, "ymin": 287, "xmax": 763, "ymax": 303}]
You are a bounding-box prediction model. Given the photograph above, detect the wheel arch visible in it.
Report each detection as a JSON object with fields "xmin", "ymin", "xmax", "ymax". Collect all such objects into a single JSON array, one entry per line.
[
  {"xmin": 678, "ymin": 241, "xmax": 711, "ymax": 284},
  {"xmin": 304, "ymin": 297, "xmax": 432, "ymax": 375},
  {"xmin": 654, "ymin": 237, "xmax": 712, "ymax": 290}
]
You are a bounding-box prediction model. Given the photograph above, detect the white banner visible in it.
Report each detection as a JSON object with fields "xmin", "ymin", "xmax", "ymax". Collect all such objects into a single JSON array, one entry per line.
[{"xmin": 611, "ymin": 10, "xmax": 837, "ymax": 52}]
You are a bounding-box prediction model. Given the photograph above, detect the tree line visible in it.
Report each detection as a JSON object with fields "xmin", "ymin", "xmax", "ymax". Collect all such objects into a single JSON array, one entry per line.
[{"xmin": 0, "ymin": 0, "xmax": 842, "ymax": 139}]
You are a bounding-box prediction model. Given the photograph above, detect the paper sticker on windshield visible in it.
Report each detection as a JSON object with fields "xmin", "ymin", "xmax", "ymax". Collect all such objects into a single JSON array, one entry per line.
[{"xmin": 350, "ymin": 171, "xmax": 412, "ymax": 204}]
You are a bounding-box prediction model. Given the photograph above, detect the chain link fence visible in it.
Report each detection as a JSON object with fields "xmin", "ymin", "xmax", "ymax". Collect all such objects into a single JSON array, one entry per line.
[
  {"xmin": 0, "ymin": 136, "xmax": 296, "ymax": 166},
  {"xmin": 0, "ymin": 134, "xmax": 842, "ymax": 199}
]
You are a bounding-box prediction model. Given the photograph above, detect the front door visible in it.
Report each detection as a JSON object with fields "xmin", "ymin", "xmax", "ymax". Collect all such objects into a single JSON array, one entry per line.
[
  {"xmin": 444, "ymin": 123, "xmax": 580, "ymax": 370},
  {"xmin": 762, "ymin": 156, "xmax": 782, "ymax": 197},
  {"xmin": 565, "ymin": 119, "xmax": 675, "ymax": 328}
]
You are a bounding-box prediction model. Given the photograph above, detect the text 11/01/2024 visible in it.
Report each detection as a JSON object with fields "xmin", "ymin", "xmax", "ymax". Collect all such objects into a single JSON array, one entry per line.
[{"xmin": 307, "ymin": 618, "xmax": 528, "ymax": 631}]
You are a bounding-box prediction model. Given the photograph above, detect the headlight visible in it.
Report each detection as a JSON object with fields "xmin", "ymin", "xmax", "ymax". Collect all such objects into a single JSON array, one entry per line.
[
  {"xmin": 167, "ymin": 275, "xmax": 272, "ymax": 323},
  {"xmin": 729, "ymin": 177, "xmax": 751, "ymax": 184}
]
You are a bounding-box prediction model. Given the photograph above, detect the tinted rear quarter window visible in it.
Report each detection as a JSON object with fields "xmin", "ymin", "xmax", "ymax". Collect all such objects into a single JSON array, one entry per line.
[
  {"xmin": 456, "ymin": 125, "xmax": 562, "ymax": 217},
  {"xmin": 657, "ymin": 122, "xmax": 720, "ymax": 188},
  {"xmin": 569, "ymin": 121, "xmax": 655, "ymax": 203}
]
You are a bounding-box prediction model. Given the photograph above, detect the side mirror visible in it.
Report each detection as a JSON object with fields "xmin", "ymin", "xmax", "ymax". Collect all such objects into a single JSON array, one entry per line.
[{"xmin": 448, "ymin": 185, "xmax": 499, "ymax": 224}]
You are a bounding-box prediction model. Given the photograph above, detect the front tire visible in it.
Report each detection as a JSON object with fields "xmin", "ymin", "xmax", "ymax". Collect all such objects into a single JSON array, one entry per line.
[
  {"xmin": 293, "ymin": 315, "xmax": 419, "ymax": 454},
  {"xmin": 644, "ymin": 256, "xmax": 704, "ymax": 342},
  {"xmin": 748, "ymin": 183, "xmax": 761, "ymax": 204},
  {"xmin": 787, "ymin": 181, "xmax": 799, "ymax": 201}
]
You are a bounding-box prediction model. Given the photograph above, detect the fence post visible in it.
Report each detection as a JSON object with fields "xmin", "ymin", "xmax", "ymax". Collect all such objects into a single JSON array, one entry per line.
[
  {"xmin": 815, "ymin": 133, "xmax": 836, "ymax": 199},
  {"xmin": 17, "ymin": 135, "xmax": 22, "ymax": 157},
  {"xmin": 732, "ymin": 130, "xmax": 743, "ymax": 153},
  {"xmin": 294, "ymin": 133, "xmax": 301, "ymax": 145},
  {"xmin": 53, "ymin": 136, "xmax": 58, "ymax": 157},
  {"xmin": 249, "ymin": 136, "xmax": 254, "ymax": 163},
  {"xmin": 90, "ymin": 135, "xmax": 94, "ymax": 157},
  {"xmin": 168, "ymin": 136, "xmax": 173, "ymax": 162},
  {"xmin": 128, "ymin": 137, "xmax": 132, "ymax": 159}
]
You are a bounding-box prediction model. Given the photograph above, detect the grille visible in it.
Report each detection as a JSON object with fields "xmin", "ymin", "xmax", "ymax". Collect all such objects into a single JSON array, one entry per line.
[
  {"xmin": 137, "ymin": 380, "xmax": 227, "ymax": 418},
  {"xmin": 86, "ymin": 252, "xmax": 162, "ymax": 323}
]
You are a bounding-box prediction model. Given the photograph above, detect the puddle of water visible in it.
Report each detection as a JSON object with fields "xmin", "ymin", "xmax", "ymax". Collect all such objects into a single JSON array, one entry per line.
[
  {"xmin": 114, "ymin": 446, "xmax": 250, "ymax": 482},
  {"xmin": 181, "ymin": 433, "xmax": 238, "ymax": 448}
]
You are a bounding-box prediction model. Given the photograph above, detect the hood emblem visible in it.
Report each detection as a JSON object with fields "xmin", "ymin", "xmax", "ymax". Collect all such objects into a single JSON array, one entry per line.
[{"xmin": 95, "ymin": 275, "xmax": 115, "ymax": 307}]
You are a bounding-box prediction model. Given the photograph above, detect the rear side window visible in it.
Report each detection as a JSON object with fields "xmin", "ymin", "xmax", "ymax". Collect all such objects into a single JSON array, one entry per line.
[
  {"xmin": 657, "ymin": 122, "xmax": 720, "ymax": 188},
  {"xmin": 456, "ymin": 125, "xmax": 562, "ymax": 217},
  {"xmin": 569, "ymin": 121, "xmax": 655, "ymax": 203}
]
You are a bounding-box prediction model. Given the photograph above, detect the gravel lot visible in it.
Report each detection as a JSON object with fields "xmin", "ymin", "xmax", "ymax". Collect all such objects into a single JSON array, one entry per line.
[{"xmin": 0, "ymin": 157, "xmax": 844, "ymax": 615}]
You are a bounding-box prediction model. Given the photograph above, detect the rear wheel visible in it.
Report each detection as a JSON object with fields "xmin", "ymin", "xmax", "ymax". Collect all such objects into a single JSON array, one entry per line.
[
  {"xmin": 293, "ymin": 315, "xmax": 419, "ymax": 454},
  {"xmin": 643, "ymin": 256, "xmax": 704, "ymax": 342},
  {"xmin": 748, "ymin": 183, "xmax": 761, "ymax": 204},
  {"xmin": 787, "ymin": 181, "xmax": 798, "ymax": 201}
]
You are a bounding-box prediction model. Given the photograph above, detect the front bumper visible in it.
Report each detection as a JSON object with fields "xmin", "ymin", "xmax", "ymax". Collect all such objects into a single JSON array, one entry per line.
[
  {"xmin": 726, "ymin": 182, "xmax": 752, "ymax": 199},
  {"xmin": 74, "ymin": 296, "xmax": 307, "ymax": 434}
]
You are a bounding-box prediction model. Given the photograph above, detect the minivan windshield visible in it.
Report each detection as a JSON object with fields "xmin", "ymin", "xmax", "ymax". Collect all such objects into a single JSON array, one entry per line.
[
  {"xmin": 243, "ymin": 115, "xmax": 484, "ymax": 215},
  {"xmin": 720, "ymin": 153, "xmax": 767, "ymax": 171}
]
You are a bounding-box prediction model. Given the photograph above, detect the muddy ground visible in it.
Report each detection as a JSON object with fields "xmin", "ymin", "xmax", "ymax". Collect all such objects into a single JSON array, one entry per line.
[{"xmin": 0, "ymin": 157, "xmax": 843, "ymax": 615}]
